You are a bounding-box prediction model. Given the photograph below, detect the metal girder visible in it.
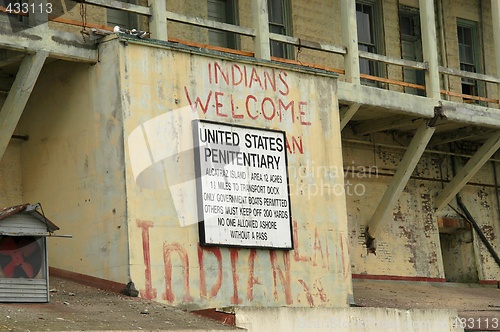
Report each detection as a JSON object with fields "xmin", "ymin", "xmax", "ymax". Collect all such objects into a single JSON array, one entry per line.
[
  {"xmin": 0, "ymin": 51, "xmax": 48, "ymax": 160},
  {"xmin": 340, "ymin": 103, "xmax": 360, "ymax": 130},
  {"xmin": 367, "ymin": 121, "xmax": 436, "ymax": 238},
  {"xmin": 435, "ymin": 131, "xmax": 500, "ymax": 212},
  {"xmin": 352, "ymin": 116, "xmax": 420, "ymax": 135}
]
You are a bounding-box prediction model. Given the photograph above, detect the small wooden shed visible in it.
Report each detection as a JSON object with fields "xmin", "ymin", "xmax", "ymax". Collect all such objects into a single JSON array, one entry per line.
[{"xmin": 0, "ymin": 203, "xmax": 60, "ymax": 303}]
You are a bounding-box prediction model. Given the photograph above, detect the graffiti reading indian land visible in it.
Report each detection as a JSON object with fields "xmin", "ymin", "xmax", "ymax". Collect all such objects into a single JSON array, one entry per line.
[{"xmin": 194, "ymin": 120, "xmax": 293, "ymax": 249}]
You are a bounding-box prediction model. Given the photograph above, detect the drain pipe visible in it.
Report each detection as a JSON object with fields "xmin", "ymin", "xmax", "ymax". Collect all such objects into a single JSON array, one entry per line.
[{"xmin": 451, "ymin": 149, "xmax": 500, "ymax": 268}]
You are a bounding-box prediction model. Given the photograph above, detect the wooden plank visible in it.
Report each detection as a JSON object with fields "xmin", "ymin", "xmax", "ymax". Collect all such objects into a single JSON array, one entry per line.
[
  {"xmin": 168, "ymin": 37, "xmax": 254, "ymax": 57},
  {"xmin": 360, "ymin": 74, "xmax": 426, "ymax": 90},
  {"xmin": 83, "ymin": 0, "xmax": 151, "ymax": 15},
  {"xmin": 0, "ymin": 51, "xmax": 47, "ymax": 161},
  {"xmin": 435, "ymin": 131, "xmax": 500, "ymax": 211},
  {"xmin": 438, "ymin": 66, "xmax": 500, "ymax": 84},
  {"xmin": 440, "ymin": 89, "xmax": 499, "ymax": 104},
  {"xmin": 359, "ymin": 50, "xmax": 427, "ymax": 70},
  {"xmin": 166, "ymin": 11, "xmax": 255, "ymax": 37},
  {"xmin": 368, "ymin": 122, "xmax": 436, "ymax": 237}
]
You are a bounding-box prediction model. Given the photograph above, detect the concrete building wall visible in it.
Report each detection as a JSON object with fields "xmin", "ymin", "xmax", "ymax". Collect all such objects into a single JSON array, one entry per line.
[
  {"xmin": 118, "ymin": 39, "xmax": 352, "ymax": 308},
  {"xmin": 0, "ymin": 141, "xmax": 23, "ymax": 207},
  {"xmin": 16, "ymin": 40, "xmax": 130, "ymax": 283},
  {"xmin": 343, "ymin": 129, "xmax": 500, "ymax": 283}
]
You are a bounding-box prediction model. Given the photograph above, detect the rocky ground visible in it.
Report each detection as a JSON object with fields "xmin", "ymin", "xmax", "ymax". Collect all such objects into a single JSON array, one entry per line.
[
  {"xmin": 0, "ymin": 276, "xmax": 499, "ymax": 331},
  {"xmin": 0, "ymin": 277, "xmax": 238, "ymax": 331}
]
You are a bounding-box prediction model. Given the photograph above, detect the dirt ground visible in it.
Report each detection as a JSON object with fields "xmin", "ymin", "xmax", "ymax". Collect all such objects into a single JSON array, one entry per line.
[
  {"xmin": 0, "ymin": 276, "xmax": 499, "ymax": 331},
  {"xmin": 0, "ymin": 276, "xmax": 238, "ymax": 331}
]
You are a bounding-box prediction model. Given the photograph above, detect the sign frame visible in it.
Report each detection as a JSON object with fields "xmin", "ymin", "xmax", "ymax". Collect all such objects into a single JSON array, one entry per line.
[{"xmin": 193, "ymin": 119, "xmax": 293, "ymax": 250}]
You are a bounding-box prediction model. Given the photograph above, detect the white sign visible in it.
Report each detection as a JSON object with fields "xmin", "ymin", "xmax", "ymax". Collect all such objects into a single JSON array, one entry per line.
[{"xmin": 193, "ymin": 120, "xmax": 293, "ymax": 249}]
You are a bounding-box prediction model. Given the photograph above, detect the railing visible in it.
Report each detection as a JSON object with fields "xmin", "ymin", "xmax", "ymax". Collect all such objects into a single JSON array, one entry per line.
[{"xmin": 2, "ymin": 0, "xmax": 499, "ymax": 108}]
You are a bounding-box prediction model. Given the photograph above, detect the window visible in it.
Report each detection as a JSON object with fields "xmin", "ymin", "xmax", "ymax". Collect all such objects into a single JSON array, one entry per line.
[
  {"xmin": 107, "ymin": 0, "xmax": 137, "ymax": 28},
  {"xmin": 457, "ymin": 19, "xmax": 482, "ymax": 99},
  {"xmin": 356, "ymin": 0, "xmax": 383, "ymax": 85},
  {"xmin": 207, "ymin": 0, "xmax": 239, "ymax": 49},
  {"xmin": 399, "ymin": 7, "xmax": 425, "ymax": 96},
  {"xmin": 268, "ymin": 0, "xmax": 293, "ymax": 59}
]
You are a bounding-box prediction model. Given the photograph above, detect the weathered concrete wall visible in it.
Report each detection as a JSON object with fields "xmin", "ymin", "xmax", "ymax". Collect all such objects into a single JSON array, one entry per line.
[
  {"xmin": 0, "ymin": 141, "xmax": 23, "ymax": 207},
  {"xmin": 440, "ymin": 230, "xmax": 478, "ymax": 283},
  {"xmin": 16, "ymin": 40, "xmax": 129, "ymax": 283},
  {"xmin": 235, "ymin": 306, "xmax": 462, "ymax": 332},
  {"xmin": 120, "ymin": 38, "xmax": 352, "ymax": 308},
  {"xmin": 343, "ymin": 129, "xmax": 500, "ymax": 283}
]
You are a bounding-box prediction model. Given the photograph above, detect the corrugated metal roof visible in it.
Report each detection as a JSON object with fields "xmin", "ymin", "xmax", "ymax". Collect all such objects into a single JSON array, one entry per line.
[{"xmin": 0, "ymin": 204, "xmax": 60, "ymax": 233}]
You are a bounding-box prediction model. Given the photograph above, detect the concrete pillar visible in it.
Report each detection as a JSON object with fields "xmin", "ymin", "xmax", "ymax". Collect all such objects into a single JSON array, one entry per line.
[
  {"xmin": 0, "ymin": 52, "xmax": 48, "ymax": 161},
  {"xmin": 252, "ymin": 0, "xmax": 271, "ymax": 60},
  {"xmin": 368, "ymin": 122, "xmax": 435, "ymax": 237},
  {"xmin": 491, "ymin": 0, "xmax": 500, "ymax": 101},
  {"xmin": 419, "ymin": 0, "xmax": 441, "ymax": 99},
  {"xmin": 341, "ymin": 0, "xmax": 361, "ymax": 84},
  {"xmin": 148, "ymin": 0, "xmax": 167, "ymax": 40}
]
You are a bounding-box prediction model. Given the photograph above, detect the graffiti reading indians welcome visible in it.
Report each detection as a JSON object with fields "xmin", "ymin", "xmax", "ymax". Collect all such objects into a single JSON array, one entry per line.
[
  {"xmin": 184, "ymin": 61, "xmax": 308, "ymax": 155},
  {"xmin": 194, "ymin": 120, "xmax": 293, "ymax": 249}
]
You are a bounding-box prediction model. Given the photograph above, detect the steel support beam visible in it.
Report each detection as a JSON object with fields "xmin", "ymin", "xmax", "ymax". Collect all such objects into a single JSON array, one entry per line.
[
  {"xmin": 367, "ymin": 121, "xmax": 436, "ymax": 237},
  {"xmin": 0, "ymin": 51, "xmax": 47, "ymax": 160},
  {"xmin": 435, "ymin": 131, "xmax": 500, "ymax": 211},
  {"xmin": 340, "ymin": 103, "xmax": 360, "ymax": 130}
]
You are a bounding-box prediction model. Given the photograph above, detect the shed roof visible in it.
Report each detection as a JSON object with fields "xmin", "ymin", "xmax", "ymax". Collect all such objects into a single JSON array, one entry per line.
[{"xmin": 0, "ymin": 203, "xmax": 60, "ymax": 234}]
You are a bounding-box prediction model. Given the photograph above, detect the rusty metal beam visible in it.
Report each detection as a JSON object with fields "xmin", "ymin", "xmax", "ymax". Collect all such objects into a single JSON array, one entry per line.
[
  {"xmin": 0, "ymin": 51, "xmax": 47, "ymax": 160},
  {"xmin": 367, "ymin": 121, "xmax": 436, "ymax": 238},
  {"xmin": 340, "ymin": 103, "xmax": 360, "ymax": 130},
  {"xmin": 435, "ymin": 131, "xmax": 500, "ymax": 211}
]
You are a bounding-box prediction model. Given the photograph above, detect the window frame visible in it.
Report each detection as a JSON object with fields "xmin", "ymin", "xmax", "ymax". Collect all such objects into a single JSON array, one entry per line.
[
  {"xmin": 268, "ymin": 0, "xmax": 293, "ymax": 59},
  {"xmin": 399, "ymin": 5, "xmax": 425, "ymax": 96},
  {"xmin": 456, "ymin": 18, "xmax": 484, "ymax": 99},
  {"xmin": 356, "ymin": 0, "xmax": 385, "ymax": 85},
  {"xmin": 207, "ymin": 0, "xmax": 240, "ymax": 50}
]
